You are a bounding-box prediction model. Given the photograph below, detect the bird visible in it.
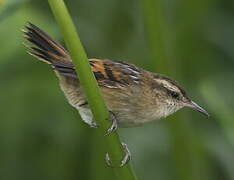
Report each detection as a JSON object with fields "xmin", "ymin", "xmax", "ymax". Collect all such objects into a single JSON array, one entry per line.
[{"xmin": 22, "ymin": 22, "xmax": 209, "ymax": 167}]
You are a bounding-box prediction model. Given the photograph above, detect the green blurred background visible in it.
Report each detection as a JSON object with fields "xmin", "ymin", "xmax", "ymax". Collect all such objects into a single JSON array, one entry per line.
[{"xmin": 1, "ymin": 0, "xmax": 234, "ymax": 179}]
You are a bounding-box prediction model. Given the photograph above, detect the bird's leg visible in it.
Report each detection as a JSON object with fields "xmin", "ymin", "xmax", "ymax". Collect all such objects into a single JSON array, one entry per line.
[
  {"xmin": 104, "ymin": 112, "xmax": 131, "ymax": 167},
  {"xmin": 105, "ymin": 142, "xmax": 131, "ymax": 168},
  {"xmin": 104, "ymin": 111, "xmax": 118, "ymax": 136}
]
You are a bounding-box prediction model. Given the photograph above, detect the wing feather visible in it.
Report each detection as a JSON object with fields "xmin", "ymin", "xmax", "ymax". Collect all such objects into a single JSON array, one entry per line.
[{"xmin": 52, "ymin": 58, "xmax": 141, "ymax": 89}]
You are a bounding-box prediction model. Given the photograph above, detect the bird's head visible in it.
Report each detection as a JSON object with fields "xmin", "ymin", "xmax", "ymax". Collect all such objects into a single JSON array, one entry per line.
[{"xmin": 151, "ymin": 74, "xmax": 209, "ymax": 118}]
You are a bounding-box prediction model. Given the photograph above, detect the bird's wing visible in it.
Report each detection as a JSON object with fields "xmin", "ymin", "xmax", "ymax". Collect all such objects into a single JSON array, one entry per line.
[{"xmin": 53, "ymin": 58, "xmax": 141, "ymax": 89}]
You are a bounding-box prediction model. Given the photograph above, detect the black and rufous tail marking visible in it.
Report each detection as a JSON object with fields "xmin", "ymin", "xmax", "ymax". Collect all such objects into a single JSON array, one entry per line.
[{"xmin": 23, "ymin": 22, "xmax": 70, "ymax": 64}]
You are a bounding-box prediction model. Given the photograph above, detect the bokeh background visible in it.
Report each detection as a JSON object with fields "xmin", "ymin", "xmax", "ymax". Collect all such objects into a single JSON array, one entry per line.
[{"xmin": 1, "ymin": 0, "xmax": 234, "ymax": 179}]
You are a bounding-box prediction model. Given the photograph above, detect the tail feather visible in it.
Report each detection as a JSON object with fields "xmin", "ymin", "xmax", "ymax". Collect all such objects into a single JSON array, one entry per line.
[{"xmin": 23, "ymin": 22, "xmax": 70, "ymax": 64}]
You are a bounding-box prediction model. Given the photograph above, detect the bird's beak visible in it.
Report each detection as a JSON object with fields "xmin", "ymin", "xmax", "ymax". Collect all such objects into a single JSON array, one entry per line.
[{"xmin": 184, "ymin": 101, "xmax": 210, "ymax": 117}]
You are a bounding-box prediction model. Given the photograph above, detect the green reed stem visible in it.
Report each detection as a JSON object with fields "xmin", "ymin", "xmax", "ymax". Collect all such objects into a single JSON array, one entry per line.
[{"xmin": 47, "ymin": 0, "xmax": 137, "ymax": 179}]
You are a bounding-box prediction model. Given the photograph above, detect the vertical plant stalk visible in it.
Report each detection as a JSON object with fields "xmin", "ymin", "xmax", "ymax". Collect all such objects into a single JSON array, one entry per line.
[
  {"xmin": 200, "ymin": 82, "xmax": 234, "ymax": 146},
  {"xmin": 142, "ymin": 0, "xmax": 210, "ymax": 180},
  {"xmin": 141, "ymin": 0, "xmax": 169, "ymax": 73},
  {"xmin": 47, "ymin": 0, "xmax": 137, "ymax": 180}
]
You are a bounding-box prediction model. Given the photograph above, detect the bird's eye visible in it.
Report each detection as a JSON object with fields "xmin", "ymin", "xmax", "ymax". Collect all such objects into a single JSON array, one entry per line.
[{"xmin": 170, "ymin": 91, "xmax": 179, "ymax": 99}]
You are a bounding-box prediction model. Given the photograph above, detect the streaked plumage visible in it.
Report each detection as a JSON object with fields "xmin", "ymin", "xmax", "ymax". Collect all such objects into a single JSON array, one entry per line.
[{"xmin": 23, "ymin": 23, "xmax": 209, "ymax": 128}]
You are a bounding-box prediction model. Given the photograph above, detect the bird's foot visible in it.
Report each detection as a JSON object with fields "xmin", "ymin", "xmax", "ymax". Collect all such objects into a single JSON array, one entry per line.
[
  {"xmin": 104, "ymin": 112, "xmax": 118, "ymax": 136},
  {"xmin": 105, "ymin": 142, "xmax": 131, "ymax": 168}
]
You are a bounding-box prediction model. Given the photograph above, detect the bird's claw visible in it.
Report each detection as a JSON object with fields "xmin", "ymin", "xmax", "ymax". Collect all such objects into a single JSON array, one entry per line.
[
  {"xmin": 105, "ymin": 142, "xmax": 131, "ymax": 168},
  {"xmin": 104, "ymin": 112, "xmax": 118, "ymax": 136}
]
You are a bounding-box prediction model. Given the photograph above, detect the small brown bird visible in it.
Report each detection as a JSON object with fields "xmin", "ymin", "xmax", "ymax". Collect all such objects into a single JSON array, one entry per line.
[{"xmin": 23, "ymin": 23, "xmax": 209, "ymax": 166}]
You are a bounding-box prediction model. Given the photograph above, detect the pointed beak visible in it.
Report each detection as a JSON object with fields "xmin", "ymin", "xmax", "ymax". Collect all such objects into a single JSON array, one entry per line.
[{"xmin": 184, "ymin": 101, "xmax": 210, "ymax": 117}]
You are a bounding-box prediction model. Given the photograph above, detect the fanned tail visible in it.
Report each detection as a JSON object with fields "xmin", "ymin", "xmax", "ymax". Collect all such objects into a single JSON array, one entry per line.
[{"xmin": 22, "ymin": 22, "xmax": 71, "ymax": 64}]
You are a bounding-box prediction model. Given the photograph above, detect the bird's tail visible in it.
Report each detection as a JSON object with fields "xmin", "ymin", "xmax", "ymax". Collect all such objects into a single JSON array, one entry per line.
[{"xmin": 23, "ymin": 22, "xmax": 71, "ymax": 64}]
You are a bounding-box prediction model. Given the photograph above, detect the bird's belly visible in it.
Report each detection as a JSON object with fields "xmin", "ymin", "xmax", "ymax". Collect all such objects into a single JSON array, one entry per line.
[
  {"xmin": 75, "ymin": 106, "xmax": 161, "ymax": 128},
  {"xmin": 116, "ymin": 110, "xmax": 161, "ymax": 127}
]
